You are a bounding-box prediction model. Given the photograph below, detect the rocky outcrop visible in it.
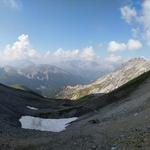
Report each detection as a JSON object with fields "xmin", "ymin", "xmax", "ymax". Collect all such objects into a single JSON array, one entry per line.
[{"xmin": 57, "ymin": 58, "xmax": 150, "ymax": 100}]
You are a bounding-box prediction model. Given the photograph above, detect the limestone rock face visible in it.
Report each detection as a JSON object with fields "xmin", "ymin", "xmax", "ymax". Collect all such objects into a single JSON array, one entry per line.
[{"xmin": 57, "ymin": 58, "xmax": 150, "ymax": 100}]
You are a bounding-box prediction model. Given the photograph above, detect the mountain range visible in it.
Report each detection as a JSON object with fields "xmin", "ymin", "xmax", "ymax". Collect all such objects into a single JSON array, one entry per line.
[
  {"xmin": 57, "ymin": 58, "xmax": 150, "ymax": 100},
  {"xmin": 0, "ymin": 59, "xmax": 150, "ymax": 149},
  {"xmin": 0, "ymin": 59, "xmax": 117, "ymax": 98},
  {"xmin": 0, "ymin": 64, "xmax": 87, "ymax": 97}
]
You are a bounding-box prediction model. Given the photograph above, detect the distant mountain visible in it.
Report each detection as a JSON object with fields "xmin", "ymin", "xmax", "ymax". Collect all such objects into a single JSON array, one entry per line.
[
  {"xmin": 0, "ymin": 64, "xmax": 87, "ymax": 97},
  {"xmin": 57, "ymin": 58, "xmax": 150, "ymax": 100},
  {"xmin": 55, "ymin": 59, "xmax": 117, "ymax": 81},
  {"xmin": 1, "ymin": 64, "xmax": 150, "ymax": 149},
  {"xmin": 0, "ymin": 58, "xmax": 119, "ymax": 98}
]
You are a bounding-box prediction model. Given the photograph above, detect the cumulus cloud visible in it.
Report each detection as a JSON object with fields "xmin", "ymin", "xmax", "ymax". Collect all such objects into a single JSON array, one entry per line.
[
  {"xmin": 142, "ymin": 0, "xmax": 150, "ymax": 45},
  {"xmin": 120, "ymin": 0, "xmax": 150, "ymax": 46},
  {"xmin": 0, "ymin": 34, "xmax": 126, "ymax": 81},
  {"xmin": 53, "ymin": 48, "xmax": 79, "ymax": 58},
  {"xmin": 107, "ymin": 41, "xmax": 127, "ymax": 52},
  {"xmin": 107, "ymin": 39, "xmax": 142, "ymax": 52},
  {"xmin": 80, "ymin": 46, "xmax": 95, "ymax": 60},
  {"xmin": 127, "ymin": 39, "xmax": 143, "ymax": 50},
  {"xmin": 0, "ymin": 34, "xmax": 124, "ymax": 67},
  {"xmin": 44, "ymin": 47, "xmax": 95, "ymax": 63},
  {"xmin": 120, "ymin": 6, "xmax": 137, "ymax": 23},
  {"xmin": 0, "ymin": 34, "xmax": 38, "ymax": 64}
]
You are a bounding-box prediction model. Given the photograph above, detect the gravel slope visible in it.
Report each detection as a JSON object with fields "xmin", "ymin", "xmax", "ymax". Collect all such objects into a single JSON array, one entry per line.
[{"xmin": 0, "ymin": 70, "xmax": 150, "ymax": 149}]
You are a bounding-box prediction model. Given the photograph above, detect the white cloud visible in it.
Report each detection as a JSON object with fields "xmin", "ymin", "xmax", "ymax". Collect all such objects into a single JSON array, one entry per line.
[
  {"xmin": 107, "ymin": 39, "xmax": 142, "ymax": 52},
  {"xmin": 127, "ymin": 39, "xmax": 143, "ymax": 50},
  {"xmin": 131, "ymin": 28, "xmax": 141, "ymax": 38},
  {"xmin": 120, "ymin": 6, "xmax": 137, "ymax": 23},
  {"xmin": 53, "ymin": 48, "xmax": 80, "ymax": 58},
  {"xmin": 142, "ymin": 0, "xmax": 150, "ymax": 45},
  {"xmin": 107, "ymin": 41, "xmax": 127, "ymax": 52},
  {"xmin": 1, "ymin": 0, "xmax": 20, "ymax": 9},
  {"xmin": 0, "ymin": 34, "xmax": 125, "ymax": 69},
  {"xmin": 105, "ymin": 54, "xmax": 124, "ymax": 63},
  {"xmin": 0, "ymin": 34, "xmax": 126, "ymax": 80},
  {"xmin": 0, "ymin": 34, "xmax": 97, "ymax": 65},
  {"xmin": 80, "ymin": 46, "xmax": 95, "ymax": 60},
  {"xmin": 48, "ymin": 46, "xmax": 95, "ymax": 61},
  {"xmin": 120, "ymin": 1, "xmax": 150, "ymax": 46},
  {"xmin": 0, "ymin": 34, "xmax": 38, "ymax": 65}
]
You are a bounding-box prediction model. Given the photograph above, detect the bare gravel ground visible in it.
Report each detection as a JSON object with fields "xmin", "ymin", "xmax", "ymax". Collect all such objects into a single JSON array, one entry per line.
[{"xmin": 1, "ymin": 72, "xmax": 150, "ymax": 149}]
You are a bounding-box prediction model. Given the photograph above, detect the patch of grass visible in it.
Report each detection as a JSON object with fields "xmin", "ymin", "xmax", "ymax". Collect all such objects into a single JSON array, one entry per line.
[
  {"xmin": 11, "ymin": 84, "xmax": 28, "ymax": 91},
  {"xmin": 75, "ymin": 84, "xmax": 103, "ymax": 99}
]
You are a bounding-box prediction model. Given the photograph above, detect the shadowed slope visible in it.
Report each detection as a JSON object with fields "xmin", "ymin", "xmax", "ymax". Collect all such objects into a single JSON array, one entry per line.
[{"xmin": 0, "ymin": 70, "xmax": 150, "ymax": 149}]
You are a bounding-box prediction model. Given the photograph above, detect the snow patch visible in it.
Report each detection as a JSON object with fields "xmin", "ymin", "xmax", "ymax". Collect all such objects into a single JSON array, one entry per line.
[
  {"xmin": 20, "ymin": 116, "xmax": 77, "ymax": 132},
  {"xmin": 27, "ymin": 106, "xmax": 39, "ymax": 110}
]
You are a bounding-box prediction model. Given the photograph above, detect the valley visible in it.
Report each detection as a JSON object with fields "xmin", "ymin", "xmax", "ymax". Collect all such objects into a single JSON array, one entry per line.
[
  {"xmin": 0, "ymin": 59, "xmax": 150, "ymax": 149},
  {"xmin": 1, "ymin": 1, "xmax": 150, "ymax": 149}
]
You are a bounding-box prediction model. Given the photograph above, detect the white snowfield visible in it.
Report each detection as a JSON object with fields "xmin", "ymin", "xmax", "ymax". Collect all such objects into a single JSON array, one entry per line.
[
  {"xmin": 27, "ymin": 106, "xmax": 39, "ymax": 110},
  {"xmin": 19, "ymin": 116, "xmax": 78, "ymax": 132}
]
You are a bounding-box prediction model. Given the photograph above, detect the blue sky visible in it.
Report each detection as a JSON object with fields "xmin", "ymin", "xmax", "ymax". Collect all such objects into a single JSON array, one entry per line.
[{"xmin": 0, "ymin": 0, "xmax": 149, "ymax": 64}]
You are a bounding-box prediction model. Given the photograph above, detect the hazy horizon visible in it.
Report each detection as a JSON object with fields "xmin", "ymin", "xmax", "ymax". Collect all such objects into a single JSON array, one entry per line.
[{"xmin": 0, "ymin": 0, "xmax": 149, "ymax": 68}]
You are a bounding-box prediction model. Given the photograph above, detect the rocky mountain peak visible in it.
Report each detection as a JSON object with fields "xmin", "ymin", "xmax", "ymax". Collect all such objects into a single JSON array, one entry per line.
[{"xmin": 57, "ymin": 58, "xmax": 150, "ymax": 100}]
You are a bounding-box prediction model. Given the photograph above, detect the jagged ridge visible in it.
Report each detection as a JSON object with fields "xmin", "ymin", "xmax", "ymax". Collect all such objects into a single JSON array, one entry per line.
[{"xmin": 57, "ymin": 58, "xmax": 150, "ymax": 100}]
